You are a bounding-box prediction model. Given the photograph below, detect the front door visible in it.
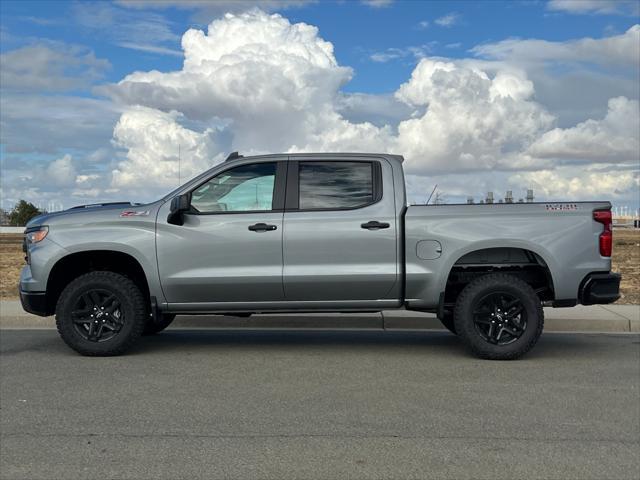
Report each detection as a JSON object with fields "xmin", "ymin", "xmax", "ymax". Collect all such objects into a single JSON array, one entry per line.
[
  {"xmin": 157, "ymin": 160, "xmax": 286, "ymax": 306},
  {"xmin": 282, "ymin": 157, "xmax": 399, "ymax": 302}
]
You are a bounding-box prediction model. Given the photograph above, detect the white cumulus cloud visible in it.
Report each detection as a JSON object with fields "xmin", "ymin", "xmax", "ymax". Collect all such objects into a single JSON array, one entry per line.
[
  {"xmin": 104, "ymin": 10, "xmax": 353, "ymax": 154},
  {"xmin": 510, "ymin": 167, "xmax": 639, "ymax": 199},
  {"xmin": 528, "ymin": 96, "xmax": 640, "ymax": 163},
  {"xmin": 111, "ymin": 106, "xmax": 223, "ymax": 190},
  {"xmin": 105, "ymin": 9, "xmax": 351, "ymax": 116},
  {"xmin": 394, "ymin": 59, "xmax": 554, "ymax": 174}
]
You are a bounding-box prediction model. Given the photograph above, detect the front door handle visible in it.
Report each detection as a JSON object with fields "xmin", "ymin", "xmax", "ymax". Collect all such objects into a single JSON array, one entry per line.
[
  {"xmin": 248, "ymin": 223, "xmax": 278, "ymax": 232},
  {"xmin": 361, "ymin": 220, "xmax": 390, "ymax": 230}
]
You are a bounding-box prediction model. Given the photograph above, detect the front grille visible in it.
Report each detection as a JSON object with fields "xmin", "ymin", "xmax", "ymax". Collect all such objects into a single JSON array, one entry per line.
[{"xmin": 22, "ymin": 235, "xmax": 29, "ymax": 264}]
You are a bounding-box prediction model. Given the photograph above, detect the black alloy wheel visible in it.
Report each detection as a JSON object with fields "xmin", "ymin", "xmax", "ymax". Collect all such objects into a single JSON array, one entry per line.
[
  {"xmin": 472, "ymin": 292, "xmax": 527, "ymax": 345},
  {"xmin": 71, "ymin": 289, "xmax": 125, "ymax": 342}
]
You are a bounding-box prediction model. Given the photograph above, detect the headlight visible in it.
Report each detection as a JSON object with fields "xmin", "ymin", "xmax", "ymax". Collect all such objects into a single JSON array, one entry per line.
[{"xmin": 25, "ymin": 226, "xmax": 49, "ymax": 244}]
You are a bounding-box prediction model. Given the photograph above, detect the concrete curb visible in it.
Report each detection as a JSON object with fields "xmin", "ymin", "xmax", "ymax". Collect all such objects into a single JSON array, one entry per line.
[{"xmin": 1, "ymin": 300, "xmax": 638, "ymax": 332}]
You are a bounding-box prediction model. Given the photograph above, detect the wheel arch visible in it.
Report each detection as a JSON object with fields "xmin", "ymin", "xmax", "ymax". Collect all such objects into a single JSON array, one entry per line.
[
  {"xmin": 440, "ymin": 244, "xmax": 557, "ymax": 315},
  {"xmin": 46, "ymin": 250, "xmax": 151, "ymax": 315}
]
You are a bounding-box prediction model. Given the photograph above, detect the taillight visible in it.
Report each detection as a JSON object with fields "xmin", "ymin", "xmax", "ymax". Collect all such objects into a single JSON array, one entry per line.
[{"xmin": 593, "ymin": 210, "xmax": 612, "ymax": 257}]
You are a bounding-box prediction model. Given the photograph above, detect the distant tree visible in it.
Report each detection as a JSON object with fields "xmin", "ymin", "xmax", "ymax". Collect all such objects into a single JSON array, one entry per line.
[{"xmin": 8, "ymin": 200, "xmax": 43, "ymax": 226}]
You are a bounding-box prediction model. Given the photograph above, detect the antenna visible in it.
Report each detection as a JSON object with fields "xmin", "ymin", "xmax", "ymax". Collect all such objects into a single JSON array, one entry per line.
[
  {"xmin": 178, "ymin": 144, "xmax": 181, "ymax": 186},
  {"xmin": 426, "ymin": 184, "xmax": 438, "ymax": 205}
]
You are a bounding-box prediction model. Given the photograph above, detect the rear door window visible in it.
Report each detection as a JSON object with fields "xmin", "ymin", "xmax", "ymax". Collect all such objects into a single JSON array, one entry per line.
[{"xmin": 298, "ymin": 162, "xmax": 374, "ymax": 210}]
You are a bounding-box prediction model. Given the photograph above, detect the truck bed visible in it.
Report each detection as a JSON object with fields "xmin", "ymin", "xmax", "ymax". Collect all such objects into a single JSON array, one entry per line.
[{"xmin": 403, "ymin": 202, "xmax": 612, "ymax": 309}]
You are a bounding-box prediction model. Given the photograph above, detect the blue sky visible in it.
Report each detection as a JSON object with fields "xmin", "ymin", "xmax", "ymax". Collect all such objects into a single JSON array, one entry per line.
[
  {"xmin": 1, "ymin": 0, "xmax": 639, "ymax": 211},
  {"xmin": 3, "ymin": 0, "xmax": 636, "ymax": 92}
]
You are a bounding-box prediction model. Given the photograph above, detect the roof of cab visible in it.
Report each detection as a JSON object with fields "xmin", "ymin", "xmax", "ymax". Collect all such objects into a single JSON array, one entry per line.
[{"xmin": 224, "ymin": 152, "xmax": 404, "ymax": 163}]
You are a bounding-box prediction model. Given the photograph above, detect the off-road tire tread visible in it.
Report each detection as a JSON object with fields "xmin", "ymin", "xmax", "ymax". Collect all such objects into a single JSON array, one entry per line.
[
  {"xmin": 55, "ymin": 271, "xmax": 147, "ymax": 356},
  {"xmin": 454, "ymin": 273, "xmax": 544, "ymax": 360}
]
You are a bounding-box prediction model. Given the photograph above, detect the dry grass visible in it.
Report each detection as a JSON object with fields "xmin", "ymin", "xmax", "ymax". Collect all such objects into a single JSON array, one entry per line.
[{"xmin": 2, "ymin": 231, "xmax": 639, "ymax": 303}]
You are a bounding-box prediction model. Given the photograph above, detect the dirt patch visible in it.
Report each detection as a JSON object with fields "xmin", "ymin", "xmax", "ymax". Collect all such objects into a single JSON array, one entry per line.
[
  {"xmin": 612, "ymin": 229, "xmax": 640, "ymax": 305},
  {"xmin": 0, "ymin": 234, "xmax": 23, "ymax": 300},
  {"xmin": 2, "ymin": 230, "xmax": 639, "ymax": 303}
]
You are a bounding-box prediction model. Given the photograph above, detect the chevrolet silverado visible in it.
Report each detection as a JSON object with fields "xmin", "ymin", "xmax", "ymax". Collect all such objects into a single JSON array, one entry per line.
[{"xmin": 20, "ymin": 153, "xmax": 620, "ymax": 359}]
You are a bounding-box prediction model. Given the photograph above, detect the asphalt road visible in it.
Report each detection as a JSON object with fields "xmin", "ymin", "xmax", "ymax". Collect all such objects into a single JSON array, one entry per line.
[{"xmin": 1, "ymin": 329, "xmax": 639, "ymax": 480}]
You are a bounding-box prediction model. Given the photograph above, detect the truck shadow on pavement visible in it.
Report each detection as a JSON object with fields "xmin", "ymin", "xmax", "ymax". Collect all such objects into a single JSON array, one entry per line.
[
  {"xmin": 2, "ymin": 329, "xmax": 632, "ymax": 360},
  {"xmin": 132, "ymin": 330, "xmax": 463, "ymax": 356},
  {"xmin": 130, "ymin": 329, "xmax": 615, "ymax": 360}
]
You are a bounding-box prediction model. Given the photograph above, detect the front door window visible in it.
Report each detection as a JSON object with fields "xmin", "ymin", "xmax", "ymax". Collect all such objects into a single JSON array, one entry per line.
[{"xmin": 191, "ymin": 163, "xmax": 277, "ymax": 213}]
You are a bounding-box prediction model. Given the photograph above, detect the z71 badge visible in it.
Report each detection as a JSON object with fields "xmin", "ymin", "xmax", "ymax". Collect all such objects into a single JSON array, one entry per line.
[{"xmin": 120, "ymin": 210, "xmax": 150, "ymax": 217}]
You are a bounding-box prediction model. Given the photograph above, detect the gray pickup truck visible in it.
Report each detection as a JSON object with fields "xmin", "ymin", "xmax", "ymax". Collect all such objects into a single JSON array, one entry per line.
[{"xmin": 20, "ymin": 153, "xmax": 620, "ymax": 359}]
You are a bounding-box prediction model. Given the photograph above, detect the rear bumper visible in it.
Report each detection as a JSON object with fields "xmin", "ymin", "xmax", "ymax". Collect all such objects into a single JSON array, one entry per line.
[
  {"xmin": 579, "ymin": 273, "xmax": 621, "ymax": 305},
  {"xmin": 19, "ymin": 289, "xmax": 49, "ymax": 317}
]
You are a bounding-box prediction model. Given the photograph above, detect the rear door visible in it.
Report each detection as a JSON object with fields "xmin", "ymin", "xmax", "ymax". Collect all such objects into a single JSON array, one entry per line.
[{"xmin": 282, "ymin": 157, "xmax": 399, "ymax": 302}]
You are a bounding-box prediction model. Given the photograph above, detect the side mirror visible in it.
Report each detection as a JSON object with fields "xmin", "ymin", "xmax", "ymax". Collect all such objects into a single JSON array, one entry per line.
[{"xmin": 167, "ymin": 193, "xmax": 190, "ymax": 225}]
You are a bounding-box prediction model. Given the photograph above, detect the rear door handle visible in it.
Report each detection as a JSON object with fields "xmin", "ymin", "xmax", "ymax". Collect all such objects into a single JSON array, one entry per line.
[
  {"xmin": 361, "ymin": 220, "xmax": 390, "ymax": 230},
  {"xmin": 248, "ymin": 223, "xmax": 277, "ymax": 232}
]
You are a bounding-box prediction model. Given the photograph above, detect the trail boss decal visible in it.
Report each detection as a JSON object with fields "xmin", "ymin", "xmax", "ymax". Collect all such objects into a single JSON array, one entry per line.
[{"xmin": 545, "ymin": 204, "xmax": 578, "ymax": 211}]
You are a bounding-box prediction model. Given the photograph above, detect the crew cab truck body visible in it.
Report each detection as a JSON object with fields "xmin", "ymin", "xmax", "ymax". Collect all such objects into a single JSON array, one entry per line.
[{"xmin": 20, "ymin": 153, "xmax": 621, "ymax": 359}]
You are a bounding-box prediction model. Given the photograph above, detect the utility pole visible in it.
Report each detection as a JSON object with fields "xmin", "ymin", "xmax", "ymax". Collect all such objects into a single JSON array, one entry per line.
[{"xmin": 178, "ymin": 144, "xmax": 181, "ymax": 186}]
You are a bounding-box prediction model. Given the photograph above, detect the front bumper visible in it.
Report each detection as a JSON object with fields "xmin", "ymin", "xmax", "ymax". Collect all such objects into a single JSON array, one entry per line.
[
  {"xmin": 19, "ymin": 289, "xmax": 49, "ymax": 317},
  {"xmin": 579, "ymin": 272, "xmax": 621, "ymax": 305}
]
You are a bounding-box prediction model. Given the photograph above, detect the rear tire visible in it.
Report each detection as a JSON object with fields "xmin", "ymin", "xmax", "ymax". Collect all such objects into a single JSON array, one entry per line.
[
  {"xmin": 454, "ymin": 273, "xmax": 544, "ymax": 360},
  {"xmin": 143, "ymin": 313, "xmax": 176, "ymax": 335},
  {"xmin": 55, "ymin": 271, "xmax": 147, "ymax": 356}
]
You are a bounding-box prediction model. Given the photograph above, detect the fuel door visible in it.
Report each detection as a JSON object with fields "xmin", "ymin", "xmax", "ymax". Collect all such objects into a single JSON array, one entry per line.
[{"xmin": 416, "ymin": 240, "xmax": 442, "ymax": 260}]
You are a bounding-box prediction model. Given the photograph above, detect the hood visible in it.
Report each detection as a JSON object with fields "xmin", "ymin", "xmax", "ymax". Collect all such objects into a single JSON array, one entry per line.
[{"xmin": 26, "ymin": 202, "xmax": 145, "ymax": 228}]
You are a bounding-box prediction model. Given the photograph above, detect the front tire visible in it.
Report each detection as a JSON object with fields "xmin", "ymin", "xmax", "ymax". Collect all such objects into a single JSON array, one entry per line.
[
  {"xmin": 454, "ymin": 273, "xmax": 544, "ymax": 360},
  {"xmin": 55, "ymin": 271, "xmax": 147, "ymax": 356}
]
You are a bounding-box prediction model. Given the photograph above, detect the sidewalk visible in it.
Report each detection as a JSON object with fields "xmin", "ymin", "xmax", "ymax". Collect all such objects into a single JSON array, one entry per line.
[{"xmin": 1, "ymin": 300, "xmax": 638, "ymax": 332}]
